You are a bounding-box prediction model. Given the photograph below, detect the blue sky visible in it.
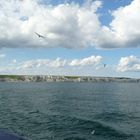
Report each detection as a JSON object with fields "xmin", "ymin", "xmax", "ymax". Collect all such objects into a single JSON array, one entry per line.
[{"xmin": 0, "ymin": 0, "xmax": 140, "ymax": 77}]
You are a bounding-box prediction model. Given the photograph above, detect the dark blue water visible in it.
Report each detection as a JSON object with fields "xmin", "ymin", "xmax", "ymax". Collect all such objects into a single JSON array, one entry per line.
[{"xmin": 0, "ymin": 82, "xmax": 140, "ymax": 140}]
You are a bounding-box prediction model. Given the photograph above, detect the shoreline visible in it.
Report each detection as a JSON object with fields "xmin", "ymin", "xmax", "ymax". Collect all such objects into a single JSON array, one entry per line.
[{"xmin": 0, "ymin": 75, "xmax": 140, "ymax": 82}]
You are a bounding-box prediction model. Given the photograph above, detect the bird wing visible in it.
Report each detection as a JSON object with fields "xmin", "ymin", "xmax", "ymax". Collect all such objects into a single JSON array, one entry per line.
[
  {"xmin": 40, "ymin": 34, "xmax": 46, "ymax": 38},
  {"xmin": 35, "ymin": 32, "xmax": 46, "ymax": 38},
  {"xmin": 35, "ymin": 32, "xmax": 40, "ymax": 36}
]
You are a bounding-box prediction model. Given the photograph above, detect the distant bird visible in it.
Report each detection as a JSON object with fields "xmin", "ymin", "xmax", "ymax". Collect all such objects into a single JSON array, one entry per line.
[
  {"xmin": 35, "ymin": 32, "xmax": 46, "ymax": 38},
  {"xmin": 103, "ymin": 64, "xmax": 107, "ymax": 68},
  {"xmin": 91, "ymin": 130, "xmax": 95, "ymax": 135},
  {"xmin": 101, "ymin": 62, "xmax": 107, "ymax": 68}
]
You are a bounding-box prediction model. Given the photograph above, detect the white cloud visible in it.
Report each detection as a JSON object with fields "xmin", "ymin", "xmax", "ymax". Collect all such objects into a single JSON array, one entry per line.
[
  {"xmin": 0, "ymin": 0, "xmax": 101, "ymax": 49},
  {"xmin": 107, "ymin": 0, "xmax": 140, "ymax": 48},
  {"xmin": 69, "ymin": 55, "xmax": 102, "ymax": 66},
  {"xmin": 0, "ymin": 55, "xmax": 102, "ymax": 74},
  {"xmin": 0, "ymin": 0, "xmax": 140, "ymax": 49},
  {"xmin": 117, "ymin": 55, "xmax": 140, "ymax": 72},
  {"xmin": 0, "ymin": 54, "xmax": 6, "ymax": 58},
  {"xmin": 5, "ymin": 55, "xmax": 102, "ymax": 72},
  {"xmin": 18, "ymin": 57, "xmax": 67, "ymax": 69}
]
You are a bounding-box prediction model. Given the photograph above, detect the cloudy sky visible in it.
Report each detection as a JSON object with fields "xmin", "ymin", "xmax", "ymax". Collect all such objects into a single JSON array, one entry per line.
[{"xmin": 0, "ymin": 0, "xmax": 140, "ymax": 77}]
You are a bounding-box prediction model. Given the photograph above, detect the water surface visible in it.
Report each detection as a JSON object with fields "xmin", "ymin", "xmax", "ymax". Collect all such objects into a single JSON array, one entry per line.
[{"xmin": 0, "ymin": 82, "xmax": 140, "ymax": 140}]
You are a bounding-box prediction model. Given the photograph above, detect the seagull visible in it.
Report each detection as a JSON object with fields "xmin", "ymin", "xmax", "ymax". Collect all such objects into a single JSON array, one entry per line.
[
  {"xmin": 91, "ymin": 130, "xmax": 95, "ymax": 135},
  {"xmin": 101, "ymin": 62, "xmax": 107, "ymax": 68},
  {"xmin": 103, "ymin": 64, "xmax": 107, "ymax": 68},
  {"xmin": 35, "ymin": 32, "xmax": 46, "ymax": 38}
]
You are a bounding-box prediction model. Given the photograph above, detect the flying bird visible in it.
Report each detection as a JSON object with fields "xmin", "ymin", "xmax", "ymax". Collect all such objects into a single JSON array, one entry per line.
[
  {"xmin": 91, "ymin": 130, "xmax": 95, "ymax": 135},
  {"xmin": 101, "ymin": 62, "xmax": 107, "ymax": 68},
  {"xmin": 103, "ymin": 64, "xmax": 107, "ymax": 68},
  {"xmin": 35, "ymin": 32, "xmax": 46, "ymax": 38}
]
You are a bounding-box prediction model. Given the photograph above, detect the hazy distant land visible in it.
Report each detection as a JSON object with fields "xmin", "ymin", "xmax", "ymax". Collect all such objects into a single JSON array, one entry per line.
[{"xmin": 0, "ymin": 75, "xmax": 139, "ymax": 82}]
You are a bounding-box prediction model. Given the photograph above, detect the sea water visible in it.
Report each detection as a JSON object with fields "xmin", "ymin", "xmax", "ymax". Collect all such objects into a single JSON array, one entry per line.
[{"xmin": 0, "ymin": 82, "xmax": 140, "ymax": 140}]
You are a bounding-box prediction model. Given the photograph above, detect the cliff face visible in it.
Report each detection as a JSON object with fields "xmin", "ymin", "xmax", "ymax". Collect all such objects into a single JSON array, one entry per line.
[{"xmin": 0, "ymin": 75, "xmax": 140, "ymax": 82}]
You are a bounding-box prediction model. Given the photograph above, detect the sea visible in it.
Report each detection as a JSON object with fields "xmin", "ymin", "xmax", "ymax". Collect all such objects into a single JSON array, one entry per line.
[{"xmin": 0, "ymin": 82, "xmax": 140, "ymax": 140}]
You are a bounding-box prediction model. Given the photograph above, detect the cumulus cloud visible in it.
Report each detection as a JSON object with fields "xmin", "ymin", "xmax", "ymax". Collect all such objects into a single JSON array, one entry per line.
[
  {"xmin": 18, "ymin": 58, "xmax": 67, "ymax": 69},
  {"xmin": 69, "ymin": 55, "xmax": 102, "ymax": 66},
  {"xmin": 117, "ymin": 55, "xmax": 140, "ymax": 72},
  {"xmin": 107, "ymin": 0, "xmax": 140, "ymax": 48},
  {"xmin": 10, "ymin": 55, "xmax": 102, "ymax": 71},
  {"xmin": 0, "ymin": 0, "xmax": 140, "ymax": 49},
  {"xmin": 0, "ymin": 0, "xmax": 101, "ymax": 49}
]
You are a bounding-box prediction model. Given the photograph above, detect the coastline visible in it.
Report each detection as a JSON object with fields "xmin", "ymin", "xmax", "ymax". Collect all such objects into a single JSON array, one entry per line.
[{"xmin": 0, "ymin": 75, "xmax": 140, "ymax": 82}]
